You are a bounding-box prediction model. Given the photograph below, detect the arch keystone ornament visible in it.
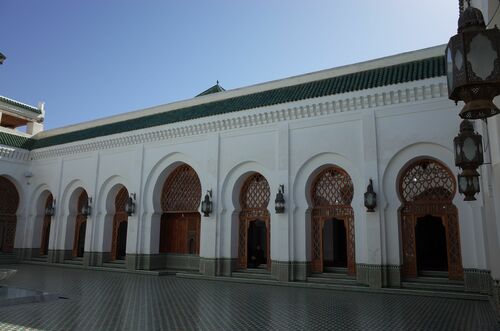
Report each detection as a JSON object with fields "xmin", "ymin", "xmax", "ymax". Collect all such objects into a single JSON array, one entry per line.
[
  {"xmin": 310, "ymin": 167, "xmax": 356, "ymax": 275},
  {"xmin": 399, "ymin": 159, "xmax": 463, "ymax": 280}
]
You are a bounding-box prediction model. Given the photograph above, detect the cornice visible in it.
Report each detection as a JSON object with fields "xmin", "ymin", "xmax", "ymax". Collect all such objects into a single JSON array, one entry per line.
[
  {"xmin": 30, "ymin": 81, "xmax": 448, "ymax": 160},
  {"xmin": 0, "ymin": 145, "xmax": 31, "ymax": 162}
]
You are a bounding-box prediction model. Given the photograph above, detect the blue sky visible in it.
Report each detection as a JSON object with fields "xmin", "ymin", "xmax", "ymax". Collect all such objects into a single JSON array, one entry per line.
[{"xmin": 0, "ymin": 0, "xmax": 459, "ymax": 130}]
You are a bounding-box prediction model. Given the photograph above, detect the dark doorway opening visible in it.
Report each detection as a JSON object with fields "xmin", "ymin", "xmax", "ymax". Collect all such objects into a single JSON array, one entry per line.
[
  {"xmin": 76, "ymin": 222, "xmax": 86, "ymax": 258},
  {"xmin": 41, "ymin": 222, "xmax": 51, "ymax": 256},
  {"xmin": 116, "ymin": 222, "xmax": 127, "ymax": 260},
  {"xmin": 0, "ymin": 222, "xmax": 4, "ymax": 252},
  {"xmin": 323, "ymin": 218, "xmax": 347, "ymax": 269},
  {"xmin": 247, "ymin": 220, "xmax": 267, "ymax": 268},
  {"xmin": 416, "ymin": 215, "xmax": 448, "ymax": 272}
]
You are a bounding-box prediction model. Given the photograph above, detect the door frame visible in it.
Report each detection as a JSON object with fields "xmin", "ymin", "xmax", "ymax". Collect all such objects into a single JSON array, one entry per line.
[{"xmin": 238, "ymin": 211, "xmax": 271, "ymax": 270}]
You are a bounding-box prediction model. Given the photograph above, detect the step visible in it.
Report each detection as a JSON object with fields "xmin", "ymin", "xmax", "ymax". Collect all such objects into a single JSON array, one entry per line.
[
  {"xmin": 404, "ymin": 276, "xmax": 463, "ymax": 285},
  {"xmin": 401, "ymin": 281, "xmax": 464, "ymax": 292},
  {"xmin": 324, "ymin": 267, "xmax": 348, "ymax": 274},
  {"xmin": 237, "ymin": 267, "xmax": 270, "ymax": 274},
  {"xmin": 31, "ymin": 257, "xmax": 48, "ymax": 263},
  {"xmin": 307, "ymin": 276, "xmax": 360, "ymax": 286},
  {"xmin": 310, "ymin": 272, "xmax": 355, "ymax": 279},
  {"xmin": 419, "ymin": 270, "xmax": 448, "ymax": 278},
  {"xmin": 232, "ymin": 271, "xmax": 273, "ymax": 280},
  {"xmin": 102, "ymin": 262, "xmax": 126, "ymax": 269}
]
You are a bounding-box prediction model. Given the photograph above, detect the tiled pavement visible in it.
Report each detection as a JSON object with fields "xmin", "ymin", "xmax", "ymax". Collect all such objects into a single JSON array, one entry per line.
[{"xmin": 0, "ymin": 265, "xmax": 498, "ymax": 331}]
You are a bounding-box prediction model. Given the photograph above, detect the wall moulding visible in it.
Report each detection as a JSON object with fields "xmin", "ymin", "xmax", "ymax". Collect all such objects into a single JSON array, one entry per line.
[{"xmin": 30, "ymin": 81, "xmax": 447, "ymax": 161}]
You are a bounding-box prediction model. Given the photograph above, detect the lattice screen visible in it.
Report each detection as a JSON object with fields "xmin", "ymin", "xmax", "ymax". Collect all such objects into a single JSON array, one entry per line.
[
  {"xmin": 161, "ymin": 165, "xmax": 201, "ymax": 212},
  {"xmin": 312, "ymin": 167, "xmax": 354, "ymax": 207},
  {"xmin": 0, "ymin": 176, "xmax": 19, "ymax": 214},
  {"xmin": 240, "ymin": 173, "xmax": 270, "ymax": 209},
  {"xmin": 400, "ymin": 160, "xmax": 455, "ymax": 203}
]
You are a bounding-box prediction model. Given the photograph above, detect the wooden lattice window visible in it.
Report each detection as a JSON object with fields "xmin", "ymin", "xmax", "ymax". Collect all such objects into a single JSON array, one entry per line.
[
  {"xmin": 0, "ymin": 176, "xmax": 19, "ymax": 253},
  {"xmin": 312, "ymin": 167, "xmax": 354, "ymax": 207},
  {"xmin": 112, "ymin": 186, "xmax": 129, "ymax": 260},
  {"xmin": 40, "ymin": 194, "xmax": 53, "ymax": 255},
  {"xmin": 400, "ymin": 159, "xmax": 456, "ymax": 203},
  {"xmin": 0, "ymin": 176, "xmax": 19, "ymax": 215},
  {"xmin": 161, "ymin": 165, "xmax": 201, "ymax": 212},
  {"xmin": 240, "ymin": 173, "xmax": 270, "ymax": 210}
]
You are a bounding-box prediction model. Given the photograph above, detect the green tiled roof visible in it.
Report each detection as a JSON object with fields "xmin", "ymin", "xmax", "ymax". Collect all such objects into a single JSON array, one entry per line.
[
  {"xmin": 0, "ymin": 131, "xmax": 33, "ymax": 149},
  {"xmin": 2, "ymin": 56, "xmax": 446, "ymax": 151},
  {"xmin": 196, "ymin": 83, "xmax": 226, "ymax": 97},
  {"xmin": 0, "ymin": 96, "xmax": 41, "ymax": 114}
]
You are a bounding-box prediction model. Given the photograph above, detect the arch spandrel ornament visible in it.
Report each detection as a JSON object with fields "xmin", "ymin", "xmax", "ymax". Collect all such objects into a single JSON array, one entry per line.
[
  {"xmin": 238, "ymin": 173, "xmax": 271, "ymax": 269},
  {"xmin": 399, "ymin": 159, "xmax": 463, "ymax": 280},
  {"xmin": 310, "ymin": 167, "xmax": 355, "ymax": 275},
  {"xmin": 0, "ymin": 176, "xmax": 19, "ymax": 252}
]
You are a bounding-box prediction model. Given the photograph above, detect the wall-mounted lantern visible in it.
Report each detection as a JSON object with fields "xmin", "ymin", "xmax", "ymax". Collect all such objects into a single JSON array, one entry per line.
[
  {"xmin": 81, "ymin": 197, "xmax": 92, "ymax": 217},
  {"xmin": 454, "ymin": 119, "xmax": 483, "ymax": 201},
  {"xmin": 446, "ymin": 2, "xmax": 500, "ymax": 119},
  {"xmin": 364, "ymin": 179, "xmax": 377, "ymax": 212},
  {"xmin": 458, "ymin": 169, "xmax": 481, "ymax": 201},
  {"xmin": 45, "ymin": 199, "xmax": 56, "ymax": 217},
  {"xmin": 454, "ymin": 119, "xmax": 484, "ymax": 169},
  {"xmin": 125, "ymin": 193, "xmax": 136, "ymax": 216},
  {"xmin": 275, "ymin": 185, "xmax": 285, "ymax": 214},
  {"xmin": 0, "ymin": 52, "xmax": 5, "ymax": 65},
  {"xmin": 201, "ymin": 190, "xmax": 213, "ymax": 217}
]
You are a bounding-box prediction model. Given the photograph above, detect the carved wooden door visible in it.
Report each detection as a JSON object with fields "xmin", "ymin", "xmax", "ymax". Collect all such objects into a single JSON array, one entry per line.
[
  {"xmin": 111, "ymin": 187, "xmax": 129, "ymax": 260},
  {"xmin": 72, "ymin": 191, "xmax": 88, "ymax": 257},
  {"xmin": 0, "ymin": 177, "xmax": 19, "ymax": 253}
]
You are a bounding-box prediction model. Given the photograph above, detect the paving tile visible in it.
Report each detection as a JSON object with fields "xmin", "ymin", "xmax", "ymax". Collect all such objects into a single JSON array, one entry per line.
[{"xmin": 0, "ymin": 264, "xmax": 498, "ymax": 331}]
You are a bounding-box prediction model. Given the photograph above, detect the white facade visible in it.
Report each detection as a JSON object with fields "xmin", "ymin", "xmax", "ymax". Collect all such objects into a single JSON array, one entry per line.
[{"xmin": 0, "ymin": 44, "xmax": 499, "ymax": 308}]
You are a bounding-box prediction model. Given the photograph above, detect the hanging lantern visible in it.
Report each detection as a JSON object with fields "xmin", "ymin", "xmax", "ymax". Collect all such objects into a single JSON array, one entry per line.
[
  {"xmin": 458, "ymin": 169, "xmax": 481, "ymax": 201},
  {"xmin": 81, "ymin": 197, "xmax": 92, "ymax": 217},
  {"xmin": 201, "ymin": 190, "xmax": 213, "ymax": 217},
  {"xmin": 453, "ymin": 119, "xmax": 484, "ymax": 168},
  {"xmin": 446, "ymin": 3, "xmax": 500, "ymax": 119},
  {"xmin": 275, "ymin": 185, "xmax": 285, "ymax": 214},
  {"xmin": 45, "ymin": 199, "xmax": 56, "ymax": 217},
  {"xmin": 364, "ymin": 179, "xmax": 377, "ymax": 212},
  {"xmin": 125, "ymin": 193, "xmax": 136, "ymax": 216}
]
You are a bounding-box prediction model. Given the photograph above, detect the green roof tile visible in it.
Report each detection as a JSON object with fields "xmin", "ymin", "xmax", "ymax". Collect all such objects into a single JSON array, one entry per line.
[
  {"xmin": 0, "ymin": 96, "xmax": 41, "ymax": 114},
  {"xmin": 21, "ymin": 56, "xmax": 446, "ymax": 150},
  {"xmin": 0, "ymin": 131, "xmax": 33, "ymax": 149}
]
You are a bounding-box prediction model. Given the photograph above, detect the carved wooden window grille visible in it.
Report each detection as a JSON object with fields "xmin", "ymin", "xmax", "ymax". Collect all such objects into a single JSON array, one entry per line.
[
  {"xmin": 40, "ymin": 194, "xmax": 53, "ymax": 255},
  {"xmin": 161, "ymin": 165, "xmax": 201, "ymax": 212},
  {"xmin": 240, "ymin": 173, "xmax": 270, "ymax": 210},
  {"xmin": 112, "ymin": 187, "xmax": 129, "ymax": 260},
  {"xmin": 73, "ymin": 190, "xmax": 88, "ymax": 257},
  {"xmin": 238, "ymin": 173, "xmax": 271, "ymax": 269},
  {"xmin": 400, "ymin": 160, "xmax": 456, "ymax": 203},
  {"xmin": 310, "ymin": 167, "xmax": 356, "ymax": 275},
  {"xmin": 0, "ymin": 176, "xmax": 19, "ymax": 252},
  {"xmin": 312, "ymin": 167, "xmax": 354, "ymax": 207}
]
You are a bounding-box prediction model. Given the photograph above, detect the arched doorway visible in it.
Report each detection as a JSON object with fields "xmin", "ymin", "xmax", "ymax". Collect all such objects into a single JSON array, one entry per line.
[
  {"xmin": 159, "ymin": 164, "xmax": 201, "ymax": 256},
  {"xmin": 400, "ymin": 159, "xmax": 463, "ymax": 280},
  {"xmin": 0, "ymin": 176, "xmax": 19, "ymax": 253},
  {"xmin": 40, "ymin": 194, "xmax": 53, "ymax": 256},
  {"xmin": 111, "ymin": 187, "xmax": 129, "ymax": 260},
  {"xmin": 310, "ymin": 167, "xmax": 355, "ymax": 275},
  {"xmin": 72, "ymin": 190, "xmax": 89, "ymax": 258},
  {"xmin": 238, "ymin": 173, "xmax": 271, "ymax": 270}
]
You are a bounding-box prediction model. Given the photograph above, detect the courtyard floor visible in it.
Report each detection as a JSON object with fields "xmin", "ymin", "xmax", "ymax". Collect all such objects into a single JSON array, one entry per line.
[{"xmin": 0, "ymin": 264, "xmax": 498, "ymax": 331}]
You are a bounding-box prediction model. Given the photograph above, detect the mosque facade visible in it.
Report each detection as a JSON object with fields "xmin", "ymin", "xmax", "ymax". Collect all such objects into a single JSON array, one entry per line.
[{"xmin": 1, "ymin": 41, "xmax": 500, "ymax": 314}]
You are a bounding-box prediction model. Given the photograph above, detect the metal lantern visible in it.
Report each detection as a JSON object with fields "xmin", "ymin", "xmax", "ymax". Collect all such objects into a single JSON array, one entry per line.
[
  {"xmin": 275, "ymin": 185, "xmax": 285, "ymax": 214},
  {"xmin": 201, "ymin": 190, "xmax": 212, "ymax": 217},
  {"xmin": 125, "ymin": 193, "xmax": 136, "ymax": 216},
  {"xmin": 45, "ymin": 199, "xmax": 56, "ymax": 217},
  {"xmin": 0, "ymin": 52, "xmax": 5, "ymax": 65},
  {"xmin": 453, "ymin": 119, "xmax": 484, "ymax": 169},
  {"xmin": 81, "ymin": 197, "xmax": 92, "ymax": 217},
  {"xmin": 446, "ymin": 3, "xmax": 500, "ymax": 119},
  {"xmin": 364, "ymin": 179, "xmax": 377, "ymax": 212},
  {"xmin": 458, "ymin": 169, "xmax": 480, "ymax": 201}
]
